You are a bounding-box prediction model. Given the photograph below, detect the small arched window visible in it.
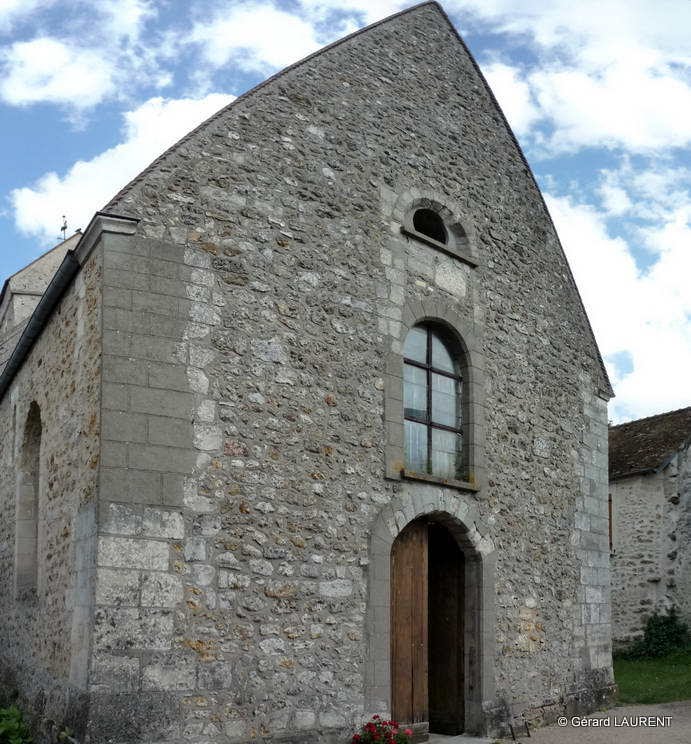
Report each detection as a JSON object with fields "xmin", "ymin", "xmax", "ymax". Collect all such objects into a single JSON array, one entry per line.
[
  {"xmin": 412, "ymin": 208, "xmax": 447, "ymax": 245},
  {"xmin": 403, "ymin": 324, "xmax": 463, "ymax": 480},
  {"xmin": 401, "ymin": 200, "xmax": 478, "ymax": 268},
  {"xmin": 15, "ymin": 402, "xmax": 41, "ymax": 599}
]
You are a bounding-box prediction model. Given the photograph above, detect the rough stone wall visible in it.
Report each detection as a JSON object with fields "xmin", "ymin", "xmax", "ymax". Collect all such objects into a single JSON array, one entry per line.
[
  {"xmin": 675, "ymin": 446, "xmax": 691, "ymax": 627},
  {"xmin": 87, "ymin": 3, "xmax": 613, "ymax": 741},
  {"xmin": 611, "ymin": 445, "xmax": 691, "ymax": 646},
  {"xmin": 0, "ymin": 248, "xmax": 102, "ymax": 740}
]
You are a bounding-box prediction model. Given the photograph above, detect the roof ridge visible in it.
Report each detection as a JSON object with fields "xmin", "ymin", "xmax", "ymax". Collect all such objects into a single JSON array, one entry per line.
[
  {"xmin": 104, "ymin": 1, "xmax": 440, "ymax": 211},
  {"xmin": 610, "ymin": 405, "xmax": 691, "ymax": 429}
]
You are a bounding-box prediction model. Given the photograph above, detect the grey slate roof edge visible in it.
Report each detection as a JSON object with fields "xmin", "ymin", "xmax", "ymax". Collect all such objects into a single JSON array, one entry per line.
[
  {"xmin": 609, "ymin": 405, "xmax": 691, "ymax": 479},
  {"xmin": 609, "ymin": 405, "xmax": 691, "ymax": 430},
  {"xmin": 0, "ymin": 212, "xmax": 139, "ymax": 402},
  {"xmin": 609, "ymin": 466, "xmax": 658, "ymax": 482},
  {"xmin": 609, "ymin": 443, "xmax": 690, "ymax": 481},
  {"xmin": 0, "ymin": 234, "xmax": 78, "ymax": 308},
  {"xmin": 103, "ymin": 0, "xmax": 613, "ymax": 399},
  {"xmin": 0, "ymin": 277, "xmax": 9, "ymax": 311},
  {"xmin": 0, "ymin": 252, "xmax": 80, "ymax": 402}
]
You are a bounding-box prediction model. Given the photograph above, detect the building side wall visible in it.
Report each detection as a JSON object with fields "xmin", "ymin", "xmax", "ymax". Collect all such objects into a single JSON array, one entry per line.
[
  {"xmin": 611, "ymin": 446, "xmax": 691, "ymax": 646},
  {"xmin": 675, "ymin": 446, "xmax": 691, "ymax": 627},
  {"xmin": 0, "ymin": 248, "xmax": 102, "ymax": 740}
]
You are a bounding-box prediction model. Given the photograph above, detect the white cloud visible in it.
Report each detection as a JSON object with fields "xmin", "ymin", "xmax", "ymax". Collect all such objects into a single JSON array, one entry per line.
[
  {"xmin": 0, "ymin": 0, "xmax": 55, "ymax": 33},
  {"xmin": 0, "ymin": 1, "xmax": 160, "ymax": 112},
  {"xmin": 0, "ymin": 37, "xmax": 116, "ymax": 108},
  {"xmin": 10, "ymin": 93, "xmax": 235, "ymax": 243},
  {"xmin": 296, "ymin": 0, "xmax": 404, "ymax": 25},
  {"xmin": 483, "ymin": 62, "xmax": 541, "ymax": 137},
  {"xmin": 189, "ymin": 3, "xmax": 322, "ymax": 73},
  {"xmin": 529, "ymin": 61, "xmax": 691, "ymax": 153},
  {"xmin": 598, "ymin": 173, "xmax": 633, "ymax": 217},
  {"xmin": 630, "ymin": 165, "xmax": 691, "ymax": 215},
  {"xmin": 95, "ymin": 0, "xmax": 154, "ymax": 41},
  {"xmin": 596, "ymin": 160, "xmax": 691, "ymax": 225},
  {"xmin": 546, "ymin": 193, "xmax": 690, "ymax": 422},
  {"xmin": 455, "ymin": 0, "xmax": 691, "ymax": 64},
  {"xmin": 454, "ymin": 0, "xmax": 691, "ymax": 153}
]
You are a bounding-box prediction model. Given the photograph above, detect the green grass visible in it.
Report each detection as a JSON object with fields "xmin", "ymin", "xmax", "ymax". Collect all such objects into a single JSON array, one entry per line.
[{"xmin": 614, "ymin": 645, "xmax": 691, "ymax": 704}]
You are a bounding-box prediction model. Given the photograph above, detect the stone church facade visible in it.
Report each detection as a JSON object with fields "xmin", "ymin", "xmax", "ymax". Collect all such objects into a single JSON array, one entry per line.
[
  {"xmin": 0, "ymin": 3, "xmax": 615, "ymax": 742},
  {"xmin": 609, "ymin": 407, "xmax": 691, "ymax": 647}
]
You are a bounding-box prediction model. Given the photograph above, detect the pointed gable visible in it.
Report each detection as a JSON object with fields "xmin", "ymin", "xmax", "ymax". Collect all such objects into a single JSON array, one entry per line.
[{"xmin": 104, "ymin": 1, "xmax": 611, "ymax": 399}]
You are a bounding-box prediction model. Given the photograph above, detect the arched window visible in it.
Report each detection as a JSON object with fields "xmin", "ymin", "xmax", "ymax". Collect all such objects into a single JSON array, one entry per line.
[
  {"xmin": 401, "ymin": 198, "xmax": 478, "ymax": 268},
  {"xmin": 15, "ymin": 402, "xmax": 41, "ymax": 599},
  {"xmin": 403, "ymin": 324, "xmax": 463, "ymax": 480},
  {"xmin": 412, "ymin": 208, "xmax": 447, "ymax": 245}
]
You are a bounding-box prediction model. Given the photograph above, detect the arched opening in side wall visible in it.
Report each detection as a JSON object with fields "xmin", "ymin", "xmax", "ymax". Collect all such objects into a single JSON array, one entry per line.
[{"xmin": 15, "ymin": 401, "xmax": 42, "ymax": 600}]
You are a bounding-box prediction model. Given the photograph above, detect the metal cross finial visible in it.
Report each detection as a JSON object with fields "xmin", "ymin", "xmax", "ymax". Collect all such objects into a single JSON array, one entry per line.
[{"xmin": 60, "ymin": 215, "xmax": 67, "ymax": 241}]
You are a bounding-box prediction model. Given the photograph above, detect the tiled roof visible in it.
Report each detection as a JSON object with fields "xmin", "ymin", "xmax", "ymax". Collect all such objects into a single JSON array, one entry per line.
[{"xmin": 609, "ymin": 406, "xmax": 691, "ymax": 480}]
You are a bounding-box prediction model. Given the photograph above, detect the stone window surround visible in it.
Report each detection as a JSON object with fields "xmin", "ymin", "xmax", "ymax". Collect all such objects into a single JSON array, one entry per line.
[
  {"xmin": 15, "ymin": 400, "xmax": 41, "ymax": 600},
  {"xmin": 365, "ymin": 485, "xmax": 497, "ymax": 736},
  {"xmin": 399, "ymin": 196, "xmax": 478, "ymax": 268},
  {"xmin": 385, "ymin": 298, "xmax": 486, "ymax": 494}
]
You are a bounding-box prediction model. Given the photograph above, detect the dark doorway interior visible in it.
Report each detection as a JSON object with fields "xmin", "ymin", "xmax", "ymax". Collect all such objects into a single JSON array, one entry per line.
[
  {"xmin": 391, "ymin": 519, "xmax": 465, "ymax": 734},
  {"xmin": 428, "ymin": 523, "xmax": 465, "ymax": 734}
]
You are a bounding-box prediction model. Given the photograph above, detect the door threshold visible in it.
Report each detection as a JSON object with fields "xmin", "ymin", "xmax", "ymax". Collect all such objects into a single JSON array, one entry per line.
[{"xmin": 427, "ymin": 735, "xmax": 494, "ymax": 744}]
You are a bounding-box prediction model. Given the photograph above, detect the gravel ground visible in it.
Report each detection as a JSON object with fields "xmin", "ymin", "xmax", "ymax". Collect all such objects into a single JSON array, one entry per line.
[
  {"xmin": 427, "ymin": 701, "xmax": 691, "ymax": 744},
  {"xmin": 496, "ymin": 701, "xmax": 691, "ymax": 744}
]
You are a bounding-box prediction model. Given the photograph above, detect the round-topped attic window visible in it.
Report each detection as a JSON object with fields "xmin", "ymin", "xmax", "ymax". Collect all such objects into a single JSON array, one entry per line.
[{"xmin": 413, "ymin": 208, "xmax": 447, "ymax": 245}]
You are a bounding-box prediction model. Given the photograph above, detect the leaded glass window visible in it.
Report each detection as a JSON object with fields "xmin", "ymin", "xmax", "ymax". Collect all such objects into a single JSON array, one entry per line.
[{"xmin": 403, "ymin": 325, "xmax": 462, "ymax": 479}]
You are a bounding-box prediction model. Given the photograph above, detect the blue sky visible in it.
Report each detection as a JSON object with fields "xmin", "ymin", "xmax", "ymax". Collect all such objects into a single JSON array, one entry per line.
[{"xmin": 0, "ymin": 0, "xmax": 689, "ymax": 422}]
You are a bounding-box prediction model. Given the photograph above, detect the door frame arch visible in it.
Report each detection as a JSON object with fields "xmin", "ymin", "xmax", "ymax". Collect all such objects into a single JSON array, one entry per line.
[{"xmin": 365, "ymin": 486, "xmax": 496, "ymax": 736}]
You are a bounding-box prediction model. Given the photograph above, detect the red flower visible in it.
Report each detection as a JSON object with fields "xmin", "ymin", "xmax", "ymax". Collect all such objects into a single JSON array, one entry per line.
[{"xmin": 404, "ymin": 729, "xmax": 413, "ymax": 736}]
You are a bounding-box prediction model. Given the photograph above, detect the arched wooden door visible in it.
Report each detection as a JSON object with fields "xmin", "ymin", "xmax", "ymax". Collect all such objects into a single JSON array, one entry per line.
[{"xmin": 391, "ymin": 520, "xmax": 465, "ymax": 734}]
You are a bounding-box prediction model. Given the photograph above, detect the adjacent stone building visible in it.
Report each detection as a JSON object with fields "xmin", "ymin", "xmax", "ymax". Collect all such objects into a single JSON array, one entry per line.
[
  {"xmin": 0, "ymin": 232, "xmax": 81, "ymax": 376},
  {"xmin": 609, "ymin": 407, "xmax": 691, "ymax": 647},
  {"xmin": 0, "ymin": 3, "xmax": 616, "ymax": 742}
]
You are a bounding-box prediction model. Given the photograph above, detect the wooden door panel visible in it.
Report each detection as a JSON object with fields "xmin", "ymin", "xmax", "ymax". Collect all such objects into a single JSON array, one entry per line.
[{"xmin": 391, "ymin": 521, "xmax": 428, "ymax": 724}]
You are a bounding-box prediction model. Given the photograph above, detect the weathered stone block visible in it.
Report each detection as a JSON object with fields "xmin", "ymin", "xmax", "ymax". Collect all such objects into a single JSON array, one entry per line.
[
  {"xmin": 142, "ymin": 508, "xmax": 184, "ymax": 539},
  {"xmin": 95, "ymin": 568, "xmax": 140, "ymax": 606},
  {"xmin": 99, "ymin": 537, "xmax": 169, "ymax": 570},
  {"xmin": 142, "ymin": 655, "xmax": 196, "ymax": 691},
  {"xmin": 141, "ymin": 572, "xmax": 183, "ymax": 607}
]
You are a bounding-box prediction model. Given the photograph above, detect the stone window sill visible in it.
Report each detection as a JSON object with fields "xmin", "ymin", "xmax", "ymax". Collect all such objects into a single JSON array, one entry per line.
[
  {"xmin": 401, "ymin": 226, "xmax": 478, "ymax": 268},
  {"xmin": 402, "ymin": 468, "xmax": 479, "ymax": 493}
]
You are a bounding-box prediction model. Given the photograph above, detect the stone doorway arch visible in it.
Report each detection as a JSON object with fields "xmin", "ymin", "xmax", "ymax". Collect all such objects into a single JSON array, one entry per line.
[{"xmin": 365, "ymin": 486, "xmax": 496, "ymax": 736}]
